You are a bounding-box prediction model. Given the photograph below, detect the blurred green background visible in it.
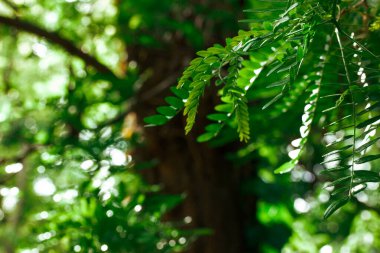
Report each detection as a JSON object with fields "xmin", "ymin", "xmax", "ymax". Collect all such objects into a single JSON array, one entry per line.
[{"xmin": 0, "ymin": 0, "xmax": 379, "ymax": 253}]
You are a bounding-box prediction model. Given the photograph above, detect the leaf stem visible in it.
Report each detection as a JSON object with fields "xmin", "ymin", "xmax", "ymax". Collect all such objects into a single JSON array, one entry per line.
[
  {"xmin": 334, "ymin": 27, "xmax": 356, "ymax": 198},
  {"xmin": 332, "ymin": 0, "xmax": 338, "ymax": 21}
]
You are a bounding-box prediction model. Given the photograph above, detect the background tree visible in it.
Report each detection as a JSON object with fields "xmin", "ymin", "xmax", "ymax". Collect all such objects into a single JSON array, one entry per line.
[
  {"xmin": 148, "ymin": 0, "xmax": 380, "ymax": 252},
  {"xmin": 0, "ymin": 1, "xmax": 380, "ymax": 253}
]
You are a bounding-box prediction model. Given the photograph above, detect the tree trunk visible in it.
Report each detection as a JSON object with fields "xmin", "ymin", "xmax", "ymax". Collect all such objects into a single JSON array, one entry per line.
[{"xmin": 122, "ymin": 1, "xmax": 252, "ymax": 252}]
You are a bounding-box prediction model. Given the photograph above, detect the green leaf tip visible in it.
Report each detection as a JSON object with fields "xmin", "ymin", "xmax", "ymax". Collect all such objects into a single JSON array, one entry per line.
[{"xmin": 274, "ymin": 161, "xmax": 296, "ymax": 174}]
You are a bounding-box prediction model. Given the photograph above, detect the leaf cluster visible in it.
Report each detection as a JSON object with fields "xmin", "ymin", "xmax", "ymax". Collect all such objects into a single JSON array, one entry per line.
[{"xmin": 147, "ymin": 0, "xmax": 380, "ymax": 219}]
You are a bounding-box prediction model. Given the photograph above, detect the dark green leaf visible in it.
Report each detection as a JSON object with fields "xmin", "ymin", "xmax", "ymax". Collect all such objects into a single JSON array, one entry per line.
[
  {"xmin": 352, "ymin": 184, "xmax": 367, "ymax": 195},
  {"xmin": 355, "ymin": 155, "xmax": 380, "ymax": 164},
  {"xmin": 325, "ymin": 176, "xmax": 351, "ymax": 188},
  {"xmin": 354, "ymin": 170, "xmax": 380, "ymax": 183},
  {"xmin": 323, "ymin": 197, "xmax": 349, "ymax": 219},
  {"xmin": 144, "ymin": 115, "xmax": 169, "ymax": 126},
  {"xmin": 319, "ymin": 166, "xmax": 350, "ymax": 174},
  {"xmin": 357, "ymin": 115, "xmax": 380, "ymax": 129},
  {"xmin": 165, "ymin": 96, "xmax": 184, "ymax": 109},
  {"xmin": 358, "ymin": 102, "xmax": 380, "ymax": 116},
  {"xmin": 205, "ymin": 123, "xmax": 223, "ymax": 133},
  {"xmin": 197, "ymin": 132, "xmax": 216, "ymax": 142},
  {"xmin": 215, "ymin": 104, "xmax": 234, "ymax": 113},
  {"xmin": 156, "ymin": 106, "xmax": 177, "ymax": 117},
  {"xmin": 207, "ymin": 113, "xmax": 229, "ymax": 121},
  {"xmin": 356, "ymin": 137, "xmax": 380, "ymax": 153},
  {"xmin": 170, "ymin": 87, "xmax": 189, "ymax": 99},
  {"xmin": 262, "ymin": 93, "xmax": 283, "ymax": 110},
  {"xmin": 274, "ymin": 161, "xmax": 296, "ymax": 174}
]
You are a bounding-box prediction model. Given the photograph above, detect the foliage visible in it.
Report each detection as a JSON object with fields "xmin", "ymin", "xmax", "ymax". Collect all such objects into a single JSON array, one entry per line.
[
  {"xmin": 148, "ymin": 0, "xmax": 380, "ymax": 220},
  {"xmin": 2, "ymin": 0, "xmax": 380, "ymax": 253},
  {"xmin": 0, "ymin": 1, "xmax": 197, "ymax": 252}
]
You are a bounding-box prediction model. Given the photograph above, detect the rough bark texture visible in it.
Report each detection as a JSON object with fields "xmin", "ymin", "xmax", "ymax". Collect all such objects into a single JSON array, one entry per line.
[{"xmin": 122, "ymin": 1, "xmax": 253, "ymax": 252}]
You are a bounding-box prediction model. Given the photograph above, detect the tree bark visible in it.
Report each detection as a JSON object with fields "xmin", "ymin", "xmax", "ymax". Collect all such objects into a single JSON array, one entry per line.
[{"xmin": 122, "ymin": 1, "xmax": 249, "ymax": 252}]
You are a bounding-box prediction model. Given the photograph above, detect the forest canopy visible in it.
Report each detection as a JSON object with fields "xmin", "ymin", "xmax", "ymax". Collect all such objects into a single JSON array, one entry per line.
[{"xmin": 1, "ymin": 0, "xmax": 380, "ymax": 253}]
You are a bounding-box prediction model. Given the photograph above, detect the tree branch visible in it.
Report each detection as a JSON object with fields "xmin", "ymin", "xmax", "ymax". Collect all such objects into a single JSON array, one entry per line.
[
  {"xmin": 95, "ymin": 72, "xmax": 180, "ymax": 130},
  {"xmin": 0, "ymin": 15, "xmax": 117, "ymax": 78}
]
